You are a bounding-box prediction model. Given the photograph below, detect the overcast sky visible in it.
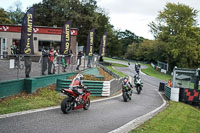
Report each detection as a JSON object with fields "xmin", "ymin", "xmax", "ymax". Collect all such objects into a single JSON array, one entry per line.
[{"xmin": 1, "ymin": 0, "xmax": 200, "ymax": 39}]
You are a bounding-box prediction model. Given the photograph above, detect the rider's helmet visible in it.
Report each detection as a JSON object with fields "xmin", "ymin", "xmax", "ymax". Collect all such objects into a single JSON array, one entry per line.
[
  {"xmin": 77, "ymin": 74, "xmax": 83, "ymax": 80},
  {"xmin": 135, "ymin": 74, "xmax": 139, "ymax": 79},
  {"xmin": 123, "ymin": 77, "xmax": 128, "ymax": 84}
]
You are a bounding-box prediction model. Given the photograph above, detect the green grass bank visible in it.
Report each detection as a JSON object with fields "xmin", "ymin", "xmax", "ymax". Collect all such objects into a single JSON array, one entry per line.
[{"xmin": 132, "ymin": 101, "xmax": 200, "ymax": 133}]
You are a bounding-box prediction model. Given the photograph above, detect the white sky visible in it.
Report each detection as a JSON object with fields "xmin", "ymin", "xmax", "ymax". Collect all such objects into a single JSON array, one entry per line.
[{"xmin": 1, "ymin": 0, "xmax": 200, "ymax": 40}]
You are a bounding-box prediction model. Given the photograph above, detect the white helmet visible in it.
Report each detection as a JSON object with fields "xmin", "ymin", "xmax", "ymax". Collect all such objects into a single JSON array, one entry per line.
[{"xmin": 76, "ymin": 74, "xmax": 83, "ymax": 80}]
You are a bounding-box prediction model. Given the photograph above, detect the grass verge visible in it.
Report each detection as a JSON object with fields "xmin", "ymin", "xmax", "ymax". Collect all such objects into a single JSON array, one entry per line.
[
  {"xmin": 132, "ymin": 101, "xmax": 200, "ymax": 133},
  {"xmin": 0, "ymin": 84, "xmax": 63, "ymax": 114},
  {"xmin": 103, "ymin": 61, "xmax": 128, "ymax": 77},
  {"xmin": 141, "ymin": 64, "xmax": 172, "ymax": 82},
  {"xmin": 109, "ymin": 62, "xmax": 129, "ymax": 67},
  {"xmin": 0, "ymin": 84, "xmax": 106, "ymax": 115},
  {"xmin": 0, "ymin": 65, "xmax": 121, "ymax": 115},
  {"xmin": 103, "ymin": 57, "xmax": 126, "ymax": 62},
  {"xmin": 106, "ymin": 66, "xmax": 127, "ymax": 77}
]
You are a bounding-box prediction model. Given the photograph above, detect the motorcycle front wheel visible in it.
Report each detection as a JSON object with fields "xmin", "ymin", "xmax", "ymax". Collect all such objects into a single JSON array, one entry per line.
[
  {"xmin": 123, "ymin": 92, "xmax": 128, "ymax": 102},
  {"xmin": 61, "ymin": 97, "xmax": 72, "ymax": 114},
  {"xmin": 128, "ymin": 90, "xmax": 132, "ymax": 100},
  {"xmin": 83, "ymin": 98, "xmax": 90, "ymax": 110},
  {"xmin": 136, "ymin": 86, "xmax": 141, "ymax": 94}
]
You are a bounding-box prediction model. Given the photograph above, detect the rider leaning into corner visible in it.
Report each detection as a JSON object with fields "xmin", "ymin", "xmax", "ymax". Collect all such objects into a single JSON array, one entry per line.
[
  {"xmin": 123, "ymin": 77, "xmax": 133, "ymax": 90},
  {"xmin": 69, "ymin": 74, "xmax": 85, "ymax": 103},
  {"xmin": 134, "ymin": 74, "xmax": 143, "ymax": 89},
  {"xmin": 135, "ymin": 63, "xmax": 141, "ymax": 74}
]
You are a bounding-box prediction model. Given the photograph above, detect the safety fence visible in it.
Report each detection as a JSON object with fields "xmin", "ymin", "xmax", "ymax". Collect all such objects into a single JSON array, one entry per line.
[
  {"xmin": 56, "ymin": 78, "xmax": 123, "ymax": 96},
  {"xmin": 0, "ymin": 72, "xmax": 75, "ymax": 98},
  {"xmin": 151, "ymin": 63, "xmax": 172, "ymax": 75},
  {"xmin": 0, "ymin": 54, "xmax": 99, "ymax": 81}
]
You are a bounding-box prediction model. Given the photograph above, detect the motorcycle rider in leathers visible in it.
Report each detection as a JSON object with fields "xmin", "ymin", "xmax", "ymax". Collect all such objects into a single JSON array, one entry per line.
[
  {"xmin": 70, "ymin": 74, "xmax": 85, "ymax": 103},
  {"xmin": 123, "ymin": 77, "xmax": 133, "ymax": 91}
]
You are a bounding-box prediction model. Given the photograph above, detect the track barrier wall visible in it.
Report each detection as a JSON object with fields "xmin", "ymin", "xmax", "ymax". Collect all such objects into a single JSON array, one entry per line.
[
  {"xmin": 179, "ymin": 88, "xmax": 200, "ymax": 103},
  {"xmin": 164, "ymin": 85, "xmax": 200, "ymax": 103},
  {"xmin": 0, "ymin": 72, "xmax": 75, "ymax": 98},
  {"xmin": 56, "ymin": 78, "xmax": 123, "ymax": 96}
]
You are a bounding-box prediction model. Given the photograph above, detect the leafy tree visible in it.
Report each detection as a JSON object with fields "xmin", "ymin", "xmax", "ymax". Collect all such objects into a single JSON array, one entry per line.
[
  {"xmin": 106, "ymin": 28, "xmax": 123, "ymax": 57},
  {"xmin": 118, "ymin": 30, "xmax": 143, "ymax": 55},
  {"xmin": 7, "ymin": 1, "xmax": 25, "ymax": 24},
  {"xmin": 33, "ymin": 0, "xmax": 119, "ymax": 56},
  {"xmin": 149, "ymin": 3, "xmax": 200, "ymax": 69},
  {"xmin": 0, "ymin": 8, "xmax": 12, "ymax": 24}
]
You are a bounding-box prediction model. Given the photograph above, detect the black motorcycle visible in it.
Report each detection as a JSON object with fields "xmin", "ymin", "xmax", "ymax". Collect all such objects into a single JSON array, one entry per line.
[
  {"xmin": 135, "ymin": 63, "xmax": 141, "ymax": 75},
  {"xmin": 122, "ymin": 78, "xmax": 133, "ymax": 102},
  {"xmin": 134, "ymin": 75, "xmax": 143, "ymax": 94}
]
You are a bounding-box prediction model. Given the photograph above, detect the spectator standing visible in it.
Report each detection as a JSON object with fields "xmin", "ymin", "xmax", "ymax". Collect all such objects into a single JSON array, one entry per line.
[
  {"xmin": 24, "ymin": 55, "xmax": 32, "ymax": 78},
  {"xmin": 52, "ymin": 49, "xmax": 58, "ymax": 74},
  {"xmin": 42, "ymin": 48, "xmax": 49, "ymax": 75},
  {"xmin": 76, "ymin": 51, "xmax": 83, "ymax": 70},
  {"xmin": 10, "ymin": 42, "xmax": 16, "ymax": 55},
  {"xmin": 62, "ymin": 55, "xmax": 66, "ymax": 72},
  {"xmin": 48, "ymin": 47, "xmax": 54, "ymax": 74}
]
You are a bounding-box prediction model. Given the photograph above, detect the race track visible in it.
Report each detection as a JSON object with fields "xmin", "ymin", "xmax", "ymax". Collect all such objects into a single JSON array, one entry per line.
[{"xmin": 0, "ymin": 61, "xmax": 166, "ymax": 133}]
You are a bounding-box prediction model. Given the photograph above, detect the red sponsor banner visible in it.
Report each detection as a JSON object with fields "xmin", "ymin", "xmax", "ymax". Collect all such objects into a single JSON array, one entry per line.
[{"xmin": 0, "ymin": 25, "xmax": 78, "ymax": 36}]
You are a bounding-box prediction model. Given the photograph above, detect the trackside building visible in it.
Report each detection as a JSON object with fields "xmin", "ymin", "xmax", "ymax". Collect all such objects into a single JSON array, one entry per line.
[{"xmin": 0, "ymin": 24, "xmax": 78, "ymax": 58}]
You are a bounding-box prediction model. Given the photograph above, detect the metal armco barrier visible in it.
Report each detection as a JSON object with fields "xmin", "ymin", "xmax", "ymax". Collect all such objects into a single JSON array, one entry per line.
[{"xmin": 97, "ymin": 63, "xmax": 120, "ymax": 79}]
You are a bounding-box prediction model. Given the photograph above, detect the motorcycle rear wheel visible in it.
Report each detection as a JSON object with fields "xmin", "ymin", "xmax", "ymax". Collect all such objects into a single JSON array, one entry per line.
[
  {"xmin": 83, "ymin": 98, "xmax": 90, "ymax": 110},
  {"xmin": 61, "ymin": 97, "xmax": 72, "ymax": 114}
]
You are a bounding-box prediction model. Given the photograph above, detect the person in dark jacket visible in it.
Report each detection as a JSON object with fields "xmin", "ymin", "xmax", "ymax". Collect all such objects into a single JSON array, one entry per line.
[
  {"xmin": 24, "ymin": 56, "xmax": 32, "ymax": 78},
  {"xmin": 76, "ymin": 51, "xmax": 83, "ymax": 70},
  {"xmin": 42, "ymin": 48, "xmax": 49, "ymax": 75}
]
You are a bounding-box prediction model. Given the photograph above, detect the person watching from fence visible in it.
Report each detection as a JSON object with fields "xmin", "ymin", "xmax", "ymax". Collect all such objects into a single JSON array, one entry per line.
[
  {"xmin": 42, "ymin": 48, "xmax": 49, "ymax": 75},
  {"xmin": 48, "ymin": 47, "xmax": 54, "ymax": 74}
]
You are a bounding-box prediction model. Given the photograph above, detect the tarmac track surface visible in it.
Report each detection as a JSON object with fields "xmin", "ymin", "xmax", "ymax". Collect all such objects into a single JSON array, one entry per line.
[{"xmin": 0, "ymin": 61, "xmax": 165, "ymax": 133}]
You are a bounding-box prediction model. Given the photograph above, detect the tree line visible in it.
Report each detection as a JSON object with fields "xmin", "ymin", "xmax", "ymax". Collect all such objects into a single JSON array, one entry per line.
[
  {"xmin": 126, "ymin": 3, "xmax": 200, "ymax": 70},
  {"xmin": 0, "ymin": 0, "xmax": 142, "ymax": 58},
  {"xmin": 0, "ymin": 1, "xmax": 199, "ymax": 70}
]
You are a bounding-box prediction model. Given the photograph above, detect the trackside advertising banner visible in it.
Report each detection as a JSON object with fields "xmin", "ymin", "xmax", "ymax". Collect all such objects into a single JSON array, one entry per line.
[
  {"xmin": 86, "ymin": 28, "xmax": 95, "ymax": 56},
  {"xmin": 99, "ymin": 32, "xmax": 107, "ymax": 57},
  {"xmin": 60, "ymin": 20, "xmax": 72, "ymax": 55},
  {"xmin": 20, "ymin": 7, "xmax": 34, "ymax": 54}
]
